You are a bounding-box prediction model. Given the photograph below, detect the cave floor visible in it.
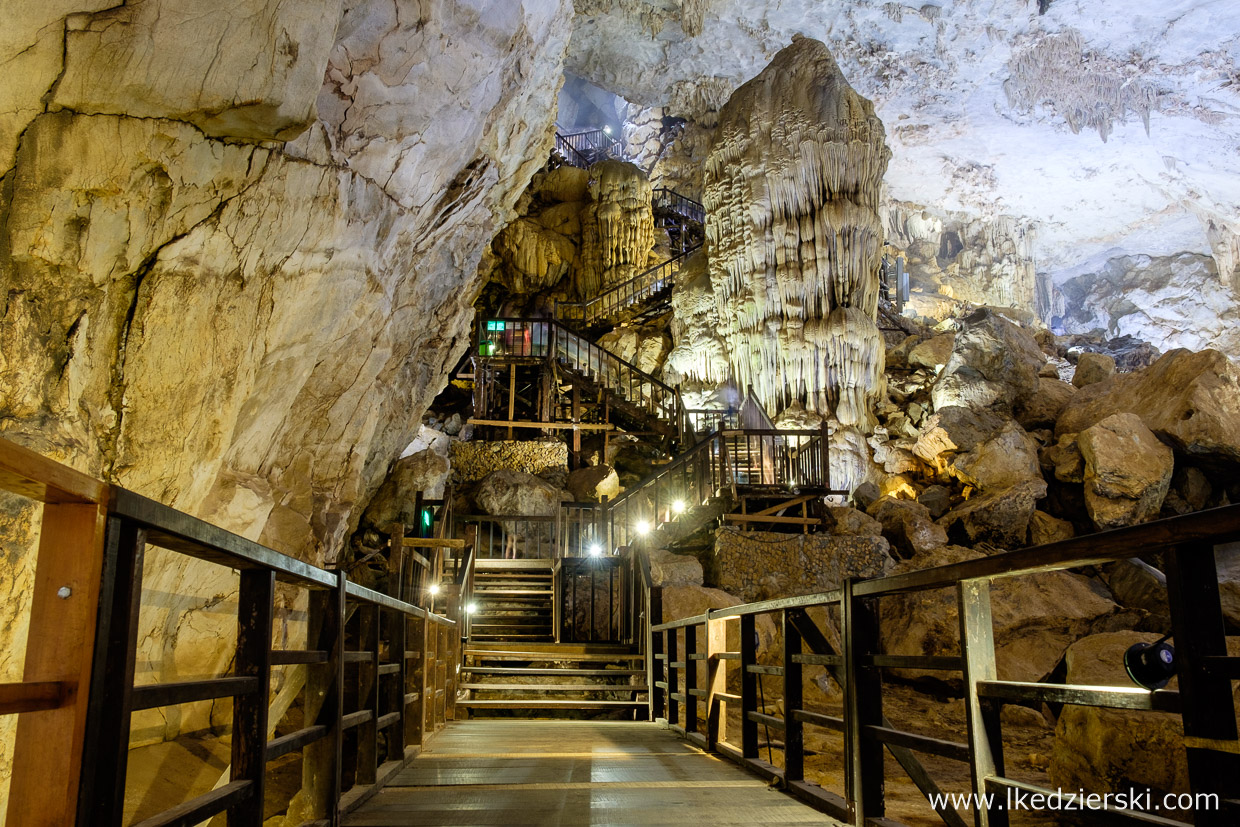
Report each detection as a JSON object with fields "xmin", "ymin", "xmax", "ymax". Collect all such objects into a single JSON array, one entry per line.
[{"xmin": 342, "ymin": 719, "xmax": 839, "ymax": 826}]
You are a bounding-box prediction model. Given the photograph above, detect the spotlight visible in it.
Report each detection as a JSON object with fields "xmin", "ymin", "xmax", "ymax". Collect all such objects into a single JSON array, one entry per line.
[
  {"xmin": 428, "ymin": 583, "xmax": 441, "ymax": 596},
  {"xmin": 635, "ymin": 520, "xmax": 651, "ymax": 536},
  {"xmin": 672, "ymin": 499, "xmax": 686, "ymax": 515},
  {"xmin": 1124, "ymin": 634, "xmax": 1176, "ymax": 690},
  {"xmin": 603, "ymin": 125, "xmax": 613, "ymax": 134},
  {"xmin": 466, "ymin": 602, "xmax": 478, "ymax": 614},
  {"xmin": 588, "ymin": 543, "xmax": 602, "ymax": 557}
]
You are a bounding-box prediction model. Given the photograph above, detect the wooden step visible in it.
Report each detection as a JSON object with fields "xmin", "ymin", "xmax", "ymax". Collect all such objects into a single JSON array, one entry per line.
[
  {"xmin": 473, "ymin": 589, "xmax": 552, "ymax": 597},
  {"xmin": 460, "ymin": 666, "xmax": 645, "ymax": 677},
  {"xmin": 465, "ymin": 652, "xmax": 644, "ymax": 663},
  {"xmin": 462, "ymin": 683, "xmax": 647, "ymax": 692},
  {"xmin": 457, "ymin": 699, "xmax": 645, "ymax": 709}
]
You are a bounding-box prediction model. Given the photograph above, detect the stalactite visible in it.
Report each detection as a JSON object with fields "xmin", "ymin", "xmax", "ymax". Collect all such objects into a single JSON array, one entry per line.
[
  {"xmin": 703, "ymin": 36, "xmax": 890, "ymax": 428},
  {"xmin": 578, "ymin": 160, "xmax": 654, "ymax": 299}
]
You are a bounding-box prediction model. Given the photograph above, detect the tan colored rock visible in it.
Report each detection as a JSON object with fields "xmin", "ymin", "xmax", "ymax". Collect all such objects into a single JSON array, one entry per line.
[
  {"xmin": 565, "ymin": 464, "xmax": 621, "ymax": 502},
  {"xmin": 1050, "ymin": 632, "xmax": 1192, "ymax": 800},
  {"xmin": 822, "ymin": 505, "xmax": 884, "ymax": 536},
  {"xmin": 450, "ymin": 441, "xmax": 568, "ymax": 483},
  {"xmin": 703, "ymin": 36, "xmax": 888, "ymax": 424},
  {"xmin": 1217, "ymin": 543, "xmax": 1240, "ymax": 631},
  {"xmin": 907, "ymin": 332, "xmax": 955, "ymax": 370},
  {"xmin": 493, "ymin": 218, "xmax": 576, "ymax": 293},
  {"xmin": 930, "ymin": 308, "xmax": 1044, "ymax": 413},
  {"xmin": 536, "ymin": 201, "xmax": 585, "ymax": 237},
  {"xmin": 536, "ymin": 166, "xmax": 590, "ymax": 202},
  {"xmin": 1078, "ymin": 412, "xmax": 1173, "ymax": 529},
  {"xmin": 475, "ymin": 469, "xmax": 563, "ymax": 517},
  {"xmin": 1028, "ymin": 510, "xmax": 1074, "ymax": 545},
  {"xmin": 938, "ymin": 478, "xmax": 1047, "ymax": 549},
  {"xmin": 1057, "ymin": 348, "xmax": 1240, "ymax": 464},
  {"xmin": 52, "ymin": 0, "xmax": 342, "ymax": 141},
  {"xmin": 879, "ymin": 545, "xmax": 1116, "ymax": 683},
  {"xmin": 1015, "ymin": 377, "xmax": 1076, "ymax": 430},
  {"xmin": 648, "ymin": 548, "xmax": 704, "ymax": 587},
  {"xmin": 1044, "ymin": 434, "xmax": 1085, "ymax": 483},
  {"xmin": 595, "ymin": 325, "xmax": 672, "ymax": 375},
  {"xmin": 1072, "ymin": 351, "xmax": 1116, "ymax": 387},
  {"xmin": 713, "ymin": 527, "xmax": 893, "ymax": 602},
  {"xmin": 949, "ymin": 419, "xmax": 1041, "ymax": 490},
  {"xmin": 579, "ymin": 160, "xmax": 655, "ymax": 296},
  {"xmin": 865, "ymin": 496, "xmax": 948, "ymax": 558},
  {"xmin": 913, "ymin": 406, "xmax": 1006, "ymax": 467}
]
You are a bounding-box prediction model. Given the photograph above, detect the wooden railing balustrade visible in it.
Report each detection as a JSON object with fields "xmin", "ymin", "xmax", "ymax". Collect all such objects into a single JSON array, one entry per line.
[
  {"xmin": 648, "ymin": 504, "xmax": 1240, "ymax": 827},
  {"xmin": 0, "ymin": 437, "xmax": 461, "ymax": 827}
]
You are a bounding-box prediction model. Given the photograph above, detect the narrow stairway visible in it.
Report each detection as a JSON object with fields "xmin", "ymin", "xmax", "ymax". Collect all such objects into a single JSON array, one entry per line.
[
  {"xmin": 458, "ymin": 642, "xmax": 647, "ymax": 718},
  {"xmin": 469, "ymin": 560, "xmax": 555, "ymax": 643}
]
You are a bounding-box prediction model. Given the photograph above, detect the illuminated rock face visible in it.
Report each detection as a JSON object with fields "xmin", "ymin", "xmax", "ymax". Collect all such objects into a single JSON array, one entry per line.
[
  {"xmin": 579, "ymin": 160, "xmax": 655, "ymax": 297},
  {"xmin": 703, "ymin": 36, "xmax": 890, "ymax": 428}
]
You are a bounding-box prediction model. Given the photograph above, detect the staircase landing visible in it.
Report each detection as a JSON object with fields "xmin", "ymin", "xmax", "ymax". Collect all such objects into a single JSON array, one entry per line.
[{"xmin": 343, "ymin": 720, "xmax": 838, "ymax": 826}]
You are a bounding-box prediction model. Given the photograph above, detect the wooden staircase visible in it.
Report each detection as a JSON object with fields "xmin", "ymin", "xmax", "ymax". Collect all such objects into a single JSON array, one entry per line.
[
  {"xmin": 469, "ymin": 560, "xmax": 555, "ymax": 643},
  {"xmin": 458, "ymin": 642, "xmax": 647, "ymax": 718}
]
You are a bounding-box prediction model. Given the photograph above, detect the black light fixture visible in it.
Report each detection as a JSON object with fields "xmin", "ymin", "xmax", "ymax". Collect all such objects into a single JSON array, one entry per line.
[{"xmin": 1124, "ymin": 634, "xmax": 1176, "ymax": 690}]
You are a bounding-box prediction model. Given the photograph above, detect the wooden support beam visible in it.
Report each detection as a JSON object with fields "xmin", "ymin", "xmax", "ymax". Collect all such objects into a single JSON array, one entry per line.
[
  {"xmin": 723, "ymin": 514, "xmax": 824, "ymax": 526},
  {"xmin": 402, "ymin": 537, "xmax": 466, "ymax": 549},
  {"xmin": 959, "ymin": 578, "xmax": 1007, "ymax": 827},
  {"xmin": 230, "ymin": 569, "xmax": 275, "ymax": 827},
  {"xmin": 465, "ymin": 419, "xmax": 615, "ymax": 431}
]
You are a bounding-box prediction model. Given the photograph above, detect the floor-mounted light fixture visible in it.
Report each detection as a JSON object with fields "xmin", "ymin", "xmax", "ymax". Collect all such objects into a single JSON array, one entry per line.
[{"xmin": 1124, "ymin": 634, "xmax": 1176, "ymax": 690}]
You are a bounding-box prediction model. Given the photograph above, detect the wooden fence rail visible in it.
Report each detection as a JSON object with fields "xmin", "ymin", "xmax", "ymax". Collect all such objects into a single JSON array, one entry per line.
[
  {"xmin": 649, "ymin": 503, "xmax": 1240, "ymax": 827},
  {"xmin": 0, "ymin": 438, "xmax": 460, "ymax": 827}
]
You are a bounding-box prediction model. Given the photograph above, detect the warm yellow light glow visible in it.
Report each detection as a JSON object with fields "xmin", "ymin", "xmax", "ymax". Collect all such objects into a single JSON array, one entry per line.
[
  {"xmin": 635, "ymin": 520, "xmax": 651, "ymax": 536},
  {"xmin": 428, "ymin": 583, "xmax": 441, "ymax": 596},
  {"xmin": 466, "ymin": 602, "xmax": 477, "ymax": 614},
  {"xmin": 588, "ymin": 544, "xmax": 603, "ymax": 557},
  {"xmin": 672, "ymin": 499, "xmax": 686, "ymax": 515}
]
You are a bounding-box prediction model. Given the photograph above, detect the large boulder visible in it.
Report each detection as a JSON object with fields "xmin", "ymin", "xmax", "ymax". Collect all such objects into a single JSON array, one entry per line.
[
  {"xmin": 713, "ymin": 527, "xmax": 893, "ymax": 603},
  {"xmin": 1072, "ymin": 352, "xmax": 1116, "ymax": 388},
  {"xmin": 1015, "ymin": 377, "xmax": 1076, "ymax": 430},
  {"xmin": 360, "ymin": 449, "xmax": 451, "ymax": 530},
  {"xmin": 565, "ymin": 464, "xmax": 621, "ymax": 502},
  {"xmin": 949, "ymin": 419, "xmax": 1041, "ymax": 491},
  {"xmin": 866, "ymin": 496, "xmax": 948, "ymax": 558},
  {"xmin": 938, "ymin": 478, "xmax": 1047, "ymax": 549},
  {"xmin": 475, "ymin": 469, "xmax": 563, "ymax": 516},
  {"xmin": 1051, "ymin": 632, "xmax": 1192, "ymax": 802},
  {"xmin": 647, "ymin": 548, "xmax": 704, "ymax": 587},
  {"xmin": 907, "ymin": 332, "xmax": 955, "ymax": 371},
  {"xmin": 1099, "ymin": 559, "xmax": 1169, "ymax": 626},
  {"xmin": 930, "ymin": 308, "xmax": 1045, "ymax": 413},
  {"xmin": 1028, "ymin": 510, "xmax": 1074, "ymax": 546},
  {"xmin": 913, "ymin": 406, "xmax": 1007, "ymax": 466},
  {"xmin": 879, "ymin": 545, "xmax": 1117, "ymax": 683},
  {"xmin": 1057, "ymin": 348, "xmax": 1240, "ymax": 465},
  {"xmin": 1078, "ymin": 413, "xmax": 1173, "ymax": 529}
]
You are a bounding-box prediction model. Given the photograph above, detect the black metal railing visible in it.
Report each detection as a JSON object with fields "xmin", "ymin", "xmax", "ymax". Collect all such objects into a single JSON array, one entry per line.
[
  {"xmin": 553, "ymin": 127, "xmax": 626, "ymax": 167},
  {"xmin": 476, "ymin": 318, "xmax": 689, "ymax": 435},
  {"xmin": 649, "ymin": 505, "xmax": 1240, "ymax": 827},
  {"xmin": 0, "ymin": 437, "xmax": 463, "ymax": 827},
  {"xmin": 555, "ymin": 245, "xmax": 701, "ymax": 328}
]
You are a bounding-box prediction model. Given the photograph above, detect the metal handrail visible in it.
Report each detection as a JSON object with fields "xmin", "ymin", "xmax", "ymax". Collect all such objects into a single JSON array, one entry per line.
[{"xmin": 556, "ymin": 244, "xmax": 701, "ymax": 327}]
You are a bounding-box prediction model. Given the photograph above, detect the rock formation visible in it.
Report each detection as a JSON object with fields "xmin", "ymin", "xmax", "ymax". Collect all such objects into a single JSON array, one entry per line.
[
  {"xmin": 703, "ymin": 36, "xmax": 889, "ymax": 427},
  {"xmin": 0, "ymin": 0, "xmax": 574, "ymax": 788},
  {"xmin": 579, "ymin": 160, "xmax": 656, "ymax": 296}
]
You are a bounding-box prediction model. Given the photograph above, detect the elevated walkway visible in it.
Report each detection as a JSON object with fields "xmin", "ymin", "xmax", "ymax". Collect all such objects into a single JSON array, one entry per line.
[{"xmin": 343, "ymin": 720, "xmax": 837, "ymax": 826}]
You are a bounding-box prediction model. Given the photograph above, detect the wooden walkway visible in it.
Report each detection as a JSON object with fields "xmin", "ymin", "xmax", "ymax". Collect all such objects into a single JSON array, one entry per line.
[{"xmin": 344, "ymin": 720, "xmax": 840, "ymax": 826}]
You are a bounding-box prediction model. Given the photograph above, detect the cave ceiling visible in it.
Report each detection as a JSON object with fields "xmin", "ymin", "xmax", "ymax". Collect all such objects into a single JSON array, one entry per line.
[{"xmin": 567, "ymin": 0, "xmax": 1240, "ymax": 284}]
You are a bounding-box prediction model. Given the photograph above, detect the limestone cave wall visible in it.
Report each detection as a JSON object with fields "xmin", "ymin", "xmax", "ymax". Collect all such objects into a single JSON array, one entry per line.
[{"xmin": 0, "ymin": 0, "xmax": 573, "ymax": 794}]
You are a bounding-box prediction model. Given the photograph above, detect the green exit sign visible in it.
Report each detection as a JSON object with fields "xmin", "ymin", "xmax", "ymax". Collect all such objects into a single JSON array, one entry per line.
[{"xmin": 485, "ymin": 320, "xmax": 505, "ymax": 332}]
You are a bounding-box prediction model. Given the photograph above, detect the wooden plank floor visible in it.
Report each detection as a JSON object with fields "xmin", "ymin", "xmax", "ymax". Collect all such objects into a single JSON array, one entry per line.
[{"xmin": 344, "ymin": 720, "xmax": 841, "ymax": 826}]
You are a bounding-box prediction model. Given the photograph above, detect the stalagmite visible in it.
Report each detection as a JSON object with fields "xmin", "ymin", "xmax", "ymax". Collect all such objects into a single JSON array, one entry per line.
[
  {"xmin": 579, "ymin": 160, "xmax": 655, "ymax": 298},
  {"xmin": 703, "ymin": 35, "xmax": 890, "ymax": 428}
]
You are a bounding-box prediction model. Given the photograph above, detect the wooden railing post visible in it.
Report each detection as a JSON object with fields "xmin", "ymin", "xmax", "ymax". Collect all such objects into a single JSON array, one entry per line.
[
  {"xmin": 1165, "ymin": 542, "xmax": 1240, "ymax": 826},
  {"xmin": 844, "ymin": 578, "xmax": 884, "ymax": 826},
  {"xmin": 303, "ymin": 571, "xmax": 344, "ymax": 824},
  {"xmin": 783, "ymin": 610, "xmax": 804, "ymax": 784},
  {"xmin": 739, "ymin": 613, "xmax": 758, "ymax": 760},
  {"xmin": 6, "ymin": 489, "xmax": 107, "ymax": 827},
  {"xmin": 230, "ymin": 569, "xmax": 275, "ymax": 827},
  {"xmin": 75, "ymin": 519, "xmax": 146, "ymax": 827},
  {"xmin": 959, "ymin": 578, "xmax": 1006, "ymax": 827},
  {"xmin": 705, "ymin": 616, "xmax": 727, "ymax": 748},
  {"xmin": 357, "ymin": 605, "xmax": 380, "ymax": 786},
  {"xmin": 684, "ymin": 623, "xmax": 699, "ymax": 738},
  {"xmin": 387, "ymin": 607, "xmax": 407, "ymax": 764}
]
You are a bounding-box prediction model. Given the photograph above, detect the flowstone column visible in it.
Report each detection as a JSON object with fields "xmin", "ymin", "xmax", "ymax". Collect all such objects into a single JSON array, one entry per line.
[
  {"xmin": 703, "ymin": 35, "xmax": 891, "ymax": 429},
  {"xmin": 579, "ymin": 160, "xmax": 655, "ymax": 298}
]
